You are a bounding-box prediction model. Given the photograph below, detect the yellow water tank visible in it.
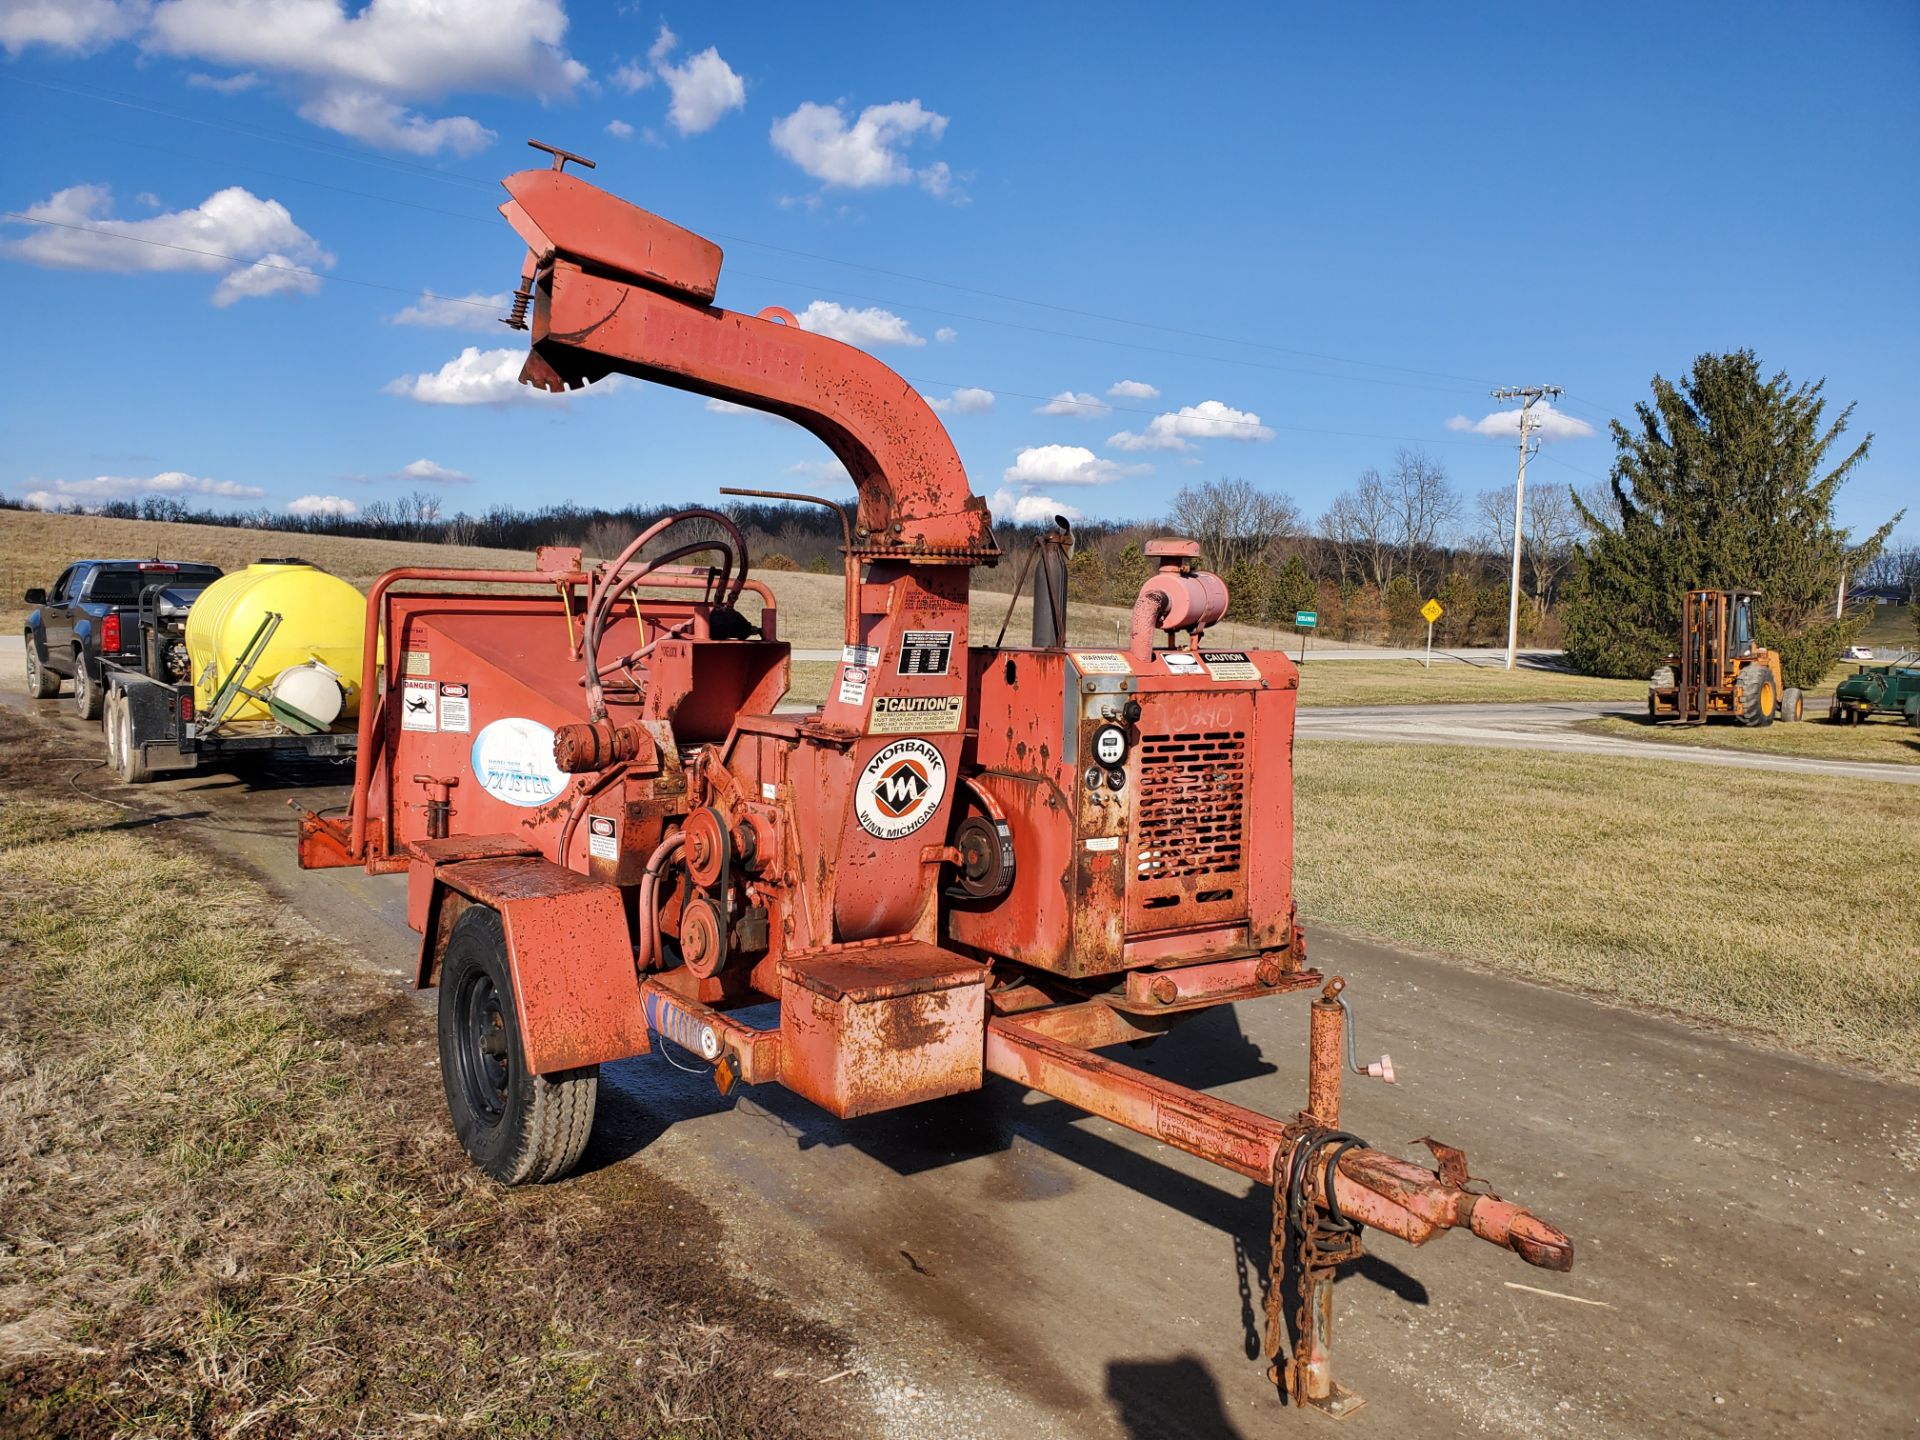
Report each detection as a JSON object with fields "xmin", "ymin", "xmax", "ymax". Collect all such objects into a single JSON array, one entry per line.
[{"xmin": 186, "ymin": 559, "xmax": 367, "ymax": 726}]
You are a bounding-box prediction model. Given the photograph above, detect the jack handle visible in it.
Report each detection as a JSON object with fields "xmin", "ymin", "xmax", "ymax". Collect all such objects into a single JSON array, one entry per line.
[{"xmin": 1321, "ymin": 976, "xmax": 1395, "ymax": 1084}]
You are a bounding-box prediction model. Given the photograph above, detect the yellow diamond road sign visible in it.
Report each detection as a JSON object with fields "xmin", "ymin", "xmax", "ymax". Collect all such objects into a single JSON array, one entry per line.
[{"xmin": 1421, "ymin": 598, "xmax": 1444, "ymax": 625}]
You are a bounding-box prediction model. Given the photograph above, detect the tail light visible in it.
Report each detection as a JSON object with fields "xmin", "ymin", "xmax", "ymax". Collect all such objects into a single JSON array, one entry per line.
[
  {"xmin": 178, "ymin": 692, "xmax": 194, "ymax": 722},
  {"xmin": 101, "ymin": 612, "xmax": 121, "ymax": 652}
]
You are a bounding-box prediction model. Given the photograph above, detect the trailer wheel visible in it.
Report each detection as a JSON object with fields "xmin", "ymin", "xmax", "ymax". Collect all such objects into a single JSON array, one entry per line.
[
  {"xmin": 437, "ymin": 906, "xmax": 598, "ymax": 1186},
  {"xmin": 24, "ymin": 636, "xmax": 60, "ymax": 699},
  {"xmin": 108, "ymin": 691, "xmax": 154, "ymax": 784},
  {"xmin": 72, "ymin": 652, "xmax": 103, "ymax": 721},
  {"xmin": 1779, "ymin": 687, "xmax": 1803, "ymax": 723}
]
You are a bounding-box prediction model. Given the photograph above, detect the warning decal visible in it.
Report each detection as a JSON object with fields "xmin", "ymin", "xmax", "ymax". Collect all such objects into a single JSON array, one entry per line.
[
  {"xmin": 1161, "ymin": 652, "xmax": 1202, "ymax": 675},
  {"xmin": 1201, "ymin": 651, "xmax": 1260, "ymax": 681},
  {"xmin": 870, "ymin": 694, "xmax": 964, "ymax": 734},
  {"xmin": 587, "ymin": 815, "xmax": 618, "ymax": 862},
  {"xmin": 837, "ymin": 664, "xmax": 871, "ymax": 707},
  {"xmin": 854, "ymin": 737, "xmax": 949, "ymax": 840},
  {"xmin": 402, "ymin": 649, "xmax": 431, "ymax": 677},
  {"xmin": 438, "ymin": 682, "xmax": 471, "ymax": 732},
  {"xmin": 896, "ymin": 630, "xmax": 953, "ymax": 676},
  {"xmin": 1072, "ymin": 651, "xmax": 1132, "ymax": 675},
  {"xmin": 400, "ymin": 677, "xmax": 437, "ymax": 731}
]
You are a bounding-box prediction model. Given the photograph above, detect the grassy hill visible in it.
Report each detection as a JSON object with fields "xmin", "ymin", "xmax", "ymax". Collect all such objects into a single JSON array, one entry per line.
[{"xmin": 2, "ymin": 509, "xmax": 1300, "ymax": 651}]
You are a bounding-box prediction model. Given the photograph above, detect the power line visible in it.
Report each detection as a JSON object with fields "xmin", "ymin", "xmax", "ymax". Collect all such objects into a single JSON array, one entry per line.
[
  {"xmin": 4, "ymin": 71, "xmax": 1512, "ymax": 393},
  {"xmin": 1, "ymin": 208, "xmax": 1558, "ymax": 459}
]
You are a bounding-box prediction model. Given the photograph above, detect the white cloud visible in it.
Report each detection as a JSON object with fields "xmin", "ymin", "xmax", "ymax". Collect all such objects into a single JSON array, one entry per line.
[
  {"xmin": 787, "ymin": 458, "xmax": 853, "ymax": 487},
  {"xmin": 703, "ymin": 397, "xmax": 791, "ymax": 426},
  {"xmin": 1446, "ymin": 402, "xmax": 1594, "ymax": 443},
  {"xmin": 22, "ymin": 469, "xmax": 265, "ymax": 507},
  {"xmin": 1002, "ymin": 444, "xmax": 1142, "ymax": 488},
  {"xmin": 926, "ymin": 387, "xmax": 994, "ymax": 414},
  {"xmin": 386, "ymin": 346, "xmax": 545, "ymax": 405},
  {"xmin": 611, "ymin": 59, "xmax": 652, "ymax": 92},
  {"xmin": 396, "ymin": 458, "xmax": 471, "ymax": 485},
  {"xmin": 650, "ymin": 29, "xmax": 744, "ymax": 135},
  {"xmin": 0, "ymin": 0, "xmax": 145, "ymax": 56},
  {"xmin": 934, "ymin": 326, "xmax": 957, "ymax": 343},
  {"xmin": 1107, "ymin": 378, "xmax": 1160, "ymax": 400},
  {"xmin": 605, "ymin": 118, "xmax": 634, "ymax": 139},
  {"xmin": 988, "ymin": 486, "xmax": 1083, "ymax": 525},
  {"xmin": 211, "ymin": 251, "xmax": 323, "ymax": 305},
  {"xmin": 770, "ymin": 99, "xmax": 949, "ymax": 191},
  {"xmin": 794, "ymin": 299, "xmax": 923, "ymax": 347},
  {"xmin": 2, "ymin": 184, "xmax": 333, "ymax": 305},
  {"xmin": 141, "ymin": 0, "xmax": 587, "ymax": 154},
  {"xmin": 288, "ymin": 493, "xmax": 359, "ymax": 518},
  {"xmin": 186, "ymin": 69, "xmax": 259, "ymax": 92},
  {"xmin": 390, "ymin": 289, "xmax": 511, "ymax": 330},
  {"xmin": 1107, "ymin": 399, "xmax": 1274, "ymax": 452},
  {"xmin": 1036, "ymin": 390, "xmax": 1110, "ymax": 418},
  {"xmin": 297, "ymin": 87, "xmax": 493, "ymax": 155}
]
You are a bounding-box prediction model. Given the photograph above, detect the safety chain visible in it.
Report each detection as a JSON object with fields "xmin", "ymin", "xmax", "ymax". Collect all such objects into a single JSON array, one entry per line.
[{"xmin": 1264, "ymin": 1125, "xmax": 1367, "ymax": 1398}]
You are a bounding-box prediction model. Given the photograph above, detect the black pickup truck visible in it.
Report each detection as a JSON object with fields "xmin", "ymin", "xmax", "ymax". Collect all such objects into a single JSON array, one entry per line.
[{"xmin": 23, "ymin": 560, "xmax": 222, "ymax": 718}]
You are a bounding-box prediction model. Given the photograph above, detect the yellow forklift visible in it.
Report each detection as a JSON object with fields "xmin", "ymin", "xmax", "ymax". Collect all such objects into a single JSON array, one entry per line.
[{"xmin": 1647, "ymin": 589, "xmax": 1801, "ymax": 726}]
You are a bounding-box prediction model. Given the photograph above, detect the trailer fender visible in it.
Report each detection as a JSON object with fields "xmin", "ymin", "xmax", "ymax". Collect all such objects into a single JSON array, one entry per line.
[{"xmin": 416, "ymin": 853, "xmax": 650, "ymax": 1074}]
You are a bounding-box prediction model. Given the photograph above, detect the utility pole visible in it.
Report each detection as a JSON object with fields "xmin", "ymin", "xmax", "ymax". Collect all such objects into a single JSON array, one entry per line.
[{"xmin": 1490, "ymin": 384, "xmax": 1562, "ymax": 670}]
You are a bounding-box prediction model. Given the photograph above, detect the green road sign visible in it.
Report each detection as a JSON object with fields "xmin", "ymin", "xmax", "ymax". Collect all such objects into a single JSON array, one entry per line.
[{"xmin": 1295, "ymin": 611, "xmax": 1318, "ymax": 628}]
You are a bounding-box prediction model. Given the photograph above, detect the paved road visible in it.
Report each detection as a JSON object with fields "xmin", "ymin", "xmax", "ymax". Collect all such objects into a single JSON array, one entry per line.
[
  {"xmin": 1301, "ymin": 698, "xmax": 1919, "ymax": 785},
  {"xmin": 3, "ymin": 673, "xmax": 1915, "ymax": 1438}
]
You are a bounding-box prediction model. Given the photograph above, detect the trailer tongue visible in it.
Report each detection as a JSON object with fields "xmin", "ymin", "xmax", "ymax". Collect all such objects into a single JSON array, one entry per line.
[{"xmin": 296, "ymin": 143, "xmax": 1572, "ymax": 1415}]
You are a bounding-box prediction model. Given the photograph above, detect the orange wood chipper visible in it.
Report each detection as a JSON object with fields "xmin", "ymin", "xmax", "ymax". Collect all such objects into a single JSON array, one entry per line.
[{"xmin": 296, "ymin": 144, "xmax": 1572, "ymax": 1417}]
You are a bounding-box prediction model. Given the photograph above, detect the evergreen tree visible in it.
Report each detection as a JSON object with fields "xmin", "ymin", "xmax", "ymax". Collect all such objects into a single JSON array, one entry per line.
[
  {"xmin": 1385, "ymin": 574, "xmax": 1419, "ymax": 643},
  {"xmin": 1108, "ymin": 541, "xmax": 1150, "ymax": 605},
  {"xmin": 1563, "ymin": 351, "xmax": 1899, "ymax": 686},
  {"xmin": 1268, "ymin": 554, "xmax": 1317, "ymax": 624},
  {"xmin": 1067, "ymin": 547, "xmax": 1108, "ymax": 604},
  {"xmin": 1223, "ymin": 558, "xmax": 1269, "ymax": 623}
]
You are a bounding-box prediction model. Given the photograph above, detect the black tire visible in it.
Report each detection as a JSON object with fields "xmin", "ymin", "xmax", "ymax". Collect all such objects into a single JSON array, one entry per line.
[
  {"xmin": 108, "ymin": 691, "xmax": 153, "ymax": 784},
  {"xmin": 23, "ymin": 636, "xmax": 60, "ymax": 699},
  {"xmin": 1779, "ymin": 687, "xmax": 1803, "ymax": 723},
  {"xmin": 437, "ymin": 906, "xmax": 597, "ymax": 1185},
  {"xmin": 1735, "ymin": 665, "xmax": 1775, "ymax": 728},
  {"xmin": 72, "ymin": 653, "xmax": 103, "ymax": 721}
]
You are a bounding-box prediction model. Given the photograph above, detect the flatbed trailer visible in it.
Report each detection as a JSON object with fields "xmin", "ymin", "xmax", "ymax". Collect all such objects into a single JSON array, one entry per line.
[{"xmin": 100, "ymin": 655, "xmax": 358, "ymax": 784}]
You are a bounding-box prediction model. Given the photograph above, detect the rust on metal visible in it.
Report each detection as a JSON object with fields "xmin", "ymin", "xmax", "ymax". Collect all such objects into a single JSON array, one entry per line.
[{"xmin": 296, "ymin": 151, "xmax": 1576, "ymax": 1415}]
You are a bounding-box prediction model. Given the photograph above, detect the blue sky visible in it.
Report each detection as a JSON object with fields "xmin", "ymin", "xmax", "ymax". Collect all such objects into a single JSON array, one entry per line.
[{"xmin": 2, "ymin": 1, "xmax": 1913, "ymax": 541}]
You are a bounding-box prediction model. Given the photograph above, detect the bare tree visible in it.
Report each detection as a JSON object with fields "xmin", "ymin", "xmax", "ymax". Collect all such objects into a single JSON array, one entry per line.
[
  {"xmin": 1319, "ymin": 450, "xmax": 1457, "ymax": 590},
  {"xmin": 1318, "ymin": 470, "xmax": 1393, "ymax": 588},
  {"xmin": 1385, "ymin": 447, "xmax": 1458, "ymax": 587},
  {"xmin": 1165, "ymin": 477, "xmax": 1302, "ymax": 571},
  {"xmin": 1479, "ymin": 481, "xmax": 1582, "ymax": 614}
]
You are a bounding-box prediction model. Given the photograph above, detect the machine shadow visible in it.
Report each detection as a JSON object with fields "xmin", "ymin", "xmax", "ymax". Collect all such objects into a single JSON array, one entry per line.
[
  {"xmin": 1105, "ymin": 1355, "xmax": 1248, "ymax": 1440},
  {"xmin": 584, "ymin": 1000, "xmax": 1428, "ymax": 1343}
]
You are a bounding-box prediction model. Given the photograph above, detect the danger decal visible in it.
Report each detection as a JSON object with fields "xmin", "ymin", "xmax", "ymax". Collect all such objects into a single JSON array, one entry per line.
[
  {"xmin": 853, "ymin": 737, "xmax": 949, "ymax": 841},
  {"xmin": 400, "ymin": 677, "xmax": 437, "ymax": 731}
]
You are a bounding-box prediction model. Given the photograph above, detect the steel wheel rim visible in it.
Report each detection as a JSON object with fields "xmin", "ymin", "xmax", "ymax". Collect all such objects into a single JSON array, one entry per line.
[{"xmin": 454, "ymin": 969, "xmax": 511, "ymax": 1128}]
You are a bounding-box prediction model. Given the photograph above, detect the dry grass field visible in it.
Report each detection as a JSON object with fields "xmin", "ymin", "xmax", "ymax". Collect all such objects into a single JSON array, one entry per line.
[
  {"xmin": 2, "ymin": 509, "xmax": 1289, "ymax": 652},
  {"xmin": 0, "ymin": 713, "xmax": 858, "ymax": 1439},
  {"xmin": 1294, "ymin": 741, "xmax": 1920, "ymax": 1079}
]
